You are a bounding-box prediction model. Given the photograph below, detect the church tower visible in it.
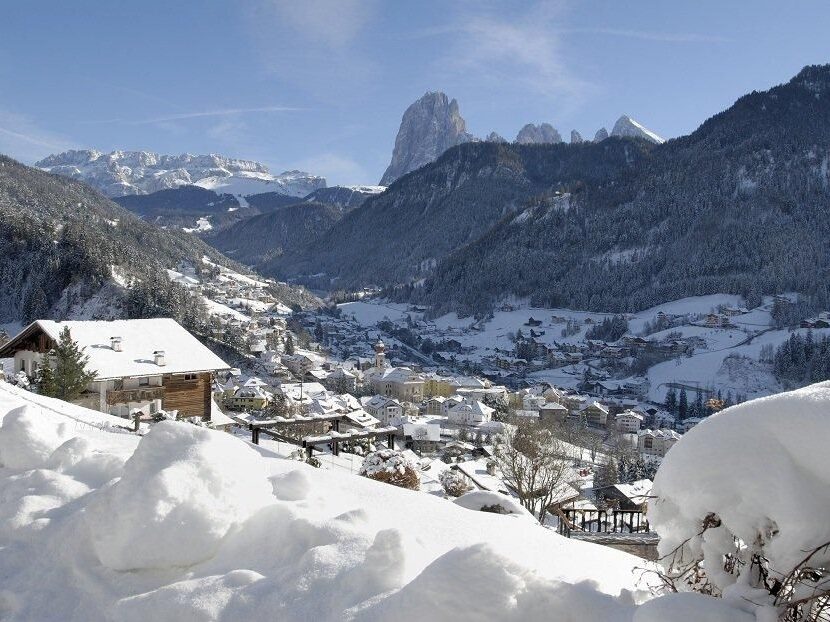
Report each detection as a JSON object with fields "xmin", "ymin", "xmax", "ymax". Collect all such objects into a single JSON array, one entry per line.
[{"xmin": 373, "ymin": 339, "xmax": 387, "ymax": 369}]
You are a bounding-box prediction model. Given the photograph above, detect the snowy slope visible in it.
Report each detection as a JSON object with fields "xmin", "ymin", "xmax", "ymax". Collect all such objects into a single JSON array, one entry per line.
[
  {"xmin": 0, "ymin": 381, "xmax": 689, "ymax": 621},
  {"xmin": 610, "ymin": 115, "xmax": 665, "ymax": 144}
]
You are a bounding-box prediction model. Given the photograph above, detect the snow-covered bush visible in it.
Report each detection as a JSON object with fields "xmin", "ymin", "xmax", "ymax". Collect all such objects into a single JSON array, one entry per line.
[
  {"xmin": 439, "ymin": 468, "xmax": 473, "ymax": 497},
  {"xmin": 453, "ymin": 490, "xmax": 538, "ymax": 522},
  {"xmin": 359, "ymin": 449, "xmax": 420, "ymax": 490},
  {"xmin": 650, "ymin": 382, "xmax": 830, "ymax": 618}
]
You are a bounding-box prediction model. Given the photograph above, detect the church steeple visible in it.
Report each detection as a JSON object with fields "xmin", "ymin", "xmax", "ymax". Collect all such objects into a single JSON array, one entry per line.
[{"xmin": 373, "ymin": 339, "xmax": 387, "ymax": 369}]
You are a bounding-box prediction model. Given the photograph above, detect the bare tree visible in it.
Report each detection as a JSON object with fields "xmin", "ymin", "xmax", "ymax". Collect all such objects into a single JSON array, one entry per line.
[{"xmin": 493, "ymin": 421, "xmax": 570, "ymax": 522}]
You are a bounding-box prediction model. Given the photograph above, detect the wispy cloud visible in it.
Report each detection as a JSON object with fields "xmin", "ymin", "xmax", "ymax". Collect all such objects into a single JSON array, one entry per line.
[
  {"xmin": 559, "ymin": 27, "xmax": 731, "ymax": 43},
  {"xmin": 261, "ymin": 0, "xmax": 378, "ymax": 49},
  {"xmin": 428, "ymin": 1, "xmax": 592, "ymax": 107},
  {"xmin": 83, "ymin": 106, "xmax": 302, "ymax": 125},
  {"xmin": 245, "ymin": 0, "xmax": 380, "ymax": 103},
  {"xmin": 0, "ymin": 109, "xmax": 77, "ymax": 162}
]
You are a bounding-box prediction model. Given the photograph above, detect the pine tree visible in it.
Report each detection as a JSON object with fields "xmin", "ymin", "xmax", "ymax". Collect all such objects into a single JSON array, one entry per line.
[
  {"xmin": 38, "ymin": 327, "xmax": 96, "ymax": 401},
  {"xmin": 664, "ymin": 388, "xmax": 678, "ymax": 414},
  {"xmin": 678, "ymin": 388, "xmax": 688, "ymax": 420},
  {"xmin": 284, "ymin": 333, "xmax": 295, "ymax": 355}
]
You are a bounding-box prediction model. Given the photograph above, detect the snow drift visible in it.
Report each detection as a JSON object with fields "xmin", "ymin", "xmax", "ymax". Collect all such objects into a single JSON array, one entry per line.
[
  {"xmin": 650, "ymin": 381, "xmax": 830, "ymax": 616},
  {"xmin": 3, "ymin": 379, "xmax": 812, "ymax": 620}
]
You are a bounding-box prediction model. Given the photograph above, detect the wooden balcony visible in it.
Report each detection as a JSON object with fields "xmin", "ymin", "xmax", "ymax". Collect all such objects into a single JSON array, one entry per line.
[{"xmin": 106, "ymin": 386, "xmax": 165, "ymax": 405}]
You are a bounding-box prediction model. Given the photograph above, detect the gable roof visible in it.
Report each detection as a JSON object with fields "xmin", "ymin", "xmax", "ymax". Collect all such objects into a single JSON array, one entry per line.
[{"xmin": 0, "ymin": 319, "xmax": 229, "ymax": 380}]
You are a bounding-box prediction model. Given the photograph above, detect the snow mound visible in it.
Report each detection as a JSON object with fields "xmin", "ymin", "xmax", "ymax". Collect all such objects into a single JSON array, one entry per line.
[
  {"xmin": 453, "ymin": 490, "xmax": 537, "ymax": 522},
  {"xmin": 0, "ymin": 405, "xmax": 70, "ymax": 470},
  {"xmin": 650, "ymin": 381, "xmax": 830, "ymax": 597},
  {"xmin": 86, "ymin": 421, "xmax": 275, "ymax": 570},
  {"xmin": 0, "ymin": 380, "xmax": 763, "ymax": 620}
]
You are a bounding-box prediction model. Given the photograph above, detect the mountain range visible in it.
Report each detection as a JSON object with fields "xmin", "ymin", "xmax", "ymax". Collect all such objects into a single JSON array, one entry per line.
[
  {"xmin": 9, "ymin": 64, "xmax": 830, "ymax": 323},
  {"xmin": 238, "ymin": 64, "xmax": 830, "ymax": 319},
  {"xmin": 378, "ymin": 91, "xmax": 663, "ymax": 184},
  {"xmin": 35, "ymin": 150, "xmax": 325, "ymax": 199},
  {"xmin": 0, "ymin": 154, "xmax": 318, "ymax": 328}
]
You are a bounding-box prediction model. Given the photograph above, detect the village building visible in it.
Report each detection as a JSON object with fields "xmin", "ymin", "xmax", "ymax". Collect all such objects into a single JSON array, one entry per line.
[
  {"xmin": 615, "ymin": 410, "xmax": 645, "ymax": 434},
  {"xmin": 574, "ymin": 401, "xmax": 609, "ymax": 427},
  {"xmin": 225, "ymin": 385, "xmax": 271, "ymax": 412},
  {"xmin": 362, "ymin": 395, "xmax": 405, "ymax": 426},
  {"xmin": 638, "ymin": 428, "xmax": 681, "ymax": 457},
  {"xmin": 0, "ymin": 319, "xmax": 230, "ymax": 420},
  {"xmin": 594, "ymin": 479, "xmax": 653, "ymax": 511},
  {"xmin": 447, "ymin": 400, "xmax": 494, "ymax": 427}
]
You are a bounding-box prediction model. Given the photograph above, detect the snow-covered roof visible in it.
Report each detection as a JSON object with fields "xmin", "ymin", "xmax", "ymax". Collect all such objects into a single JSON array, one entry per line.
[
  {"xmin": 612, "ymin": 479, "xmax": 653, "ymax": 505},
  {"xmin": 1, "ymin": 319, "xmax": 229, "ymax": 380},
  {"xmin": 616, "ymin": 410, "xmax": 644, "ymax": 421}
]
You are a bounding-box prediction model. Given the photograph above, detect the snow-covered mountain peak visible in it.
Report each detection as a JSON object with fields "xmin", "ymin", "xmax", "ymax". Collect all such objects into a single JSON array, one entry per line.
[
  {"xmin": 35, "ymin": 149, "xmax": 325, "ymax": 198},
  {"xmin": 610, "ymin": 115, "xmax": 664, "ymax": 144}
]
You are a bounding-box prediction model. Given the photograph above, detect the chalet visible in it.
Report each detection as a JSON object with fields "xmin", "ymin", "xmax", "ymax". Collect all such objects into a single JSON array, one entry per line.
[
  {"xmin": 705, "ymin": 313, "xmax": 730, "ymax": 328},
  {"xmin": 574, "ymin": 401, "xmax": 609, "ymax": 427},
  {"xmin": 447, "ymin": 400, "xmax": 494, "ymax": 426},
  {"xmin": 638, "ymin": 428, "xmax": 681, "ymax": 457},
  {"xmin": 615, "ymin": 410, "xmax": 644, "ymax": 433},
  {"xmin": 538, "ymin": 401, "xmax": 568, "ymax": 424},
  {"xmin": 425, "ymin": 396, "xmax": 447, "ymax": 417},
  {"xmin": 0, "ymin": 319, "xmax": 230, "ymax": 420},
  {"xmin": 362, "ymin": 395, "xmax": 405, "ymax": 426},
  {"xmin": 225, "ymin": 386, "xmax": 271, "ymax": 412},
  {"xmin": 594, "ymin": 479, "xmax": 653, "ymax": 511},
  {"xmin": 324, "ymin": 367, "xmax": 357, "ymax": 393}
]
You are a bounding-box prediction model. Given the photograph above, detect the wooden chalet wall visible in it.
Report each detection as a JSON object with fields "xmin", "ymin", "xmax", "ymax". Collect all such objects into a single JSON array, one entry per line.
[{"xmin": 162, "ymin": 372, "xmax": 212, "ymax": 419}]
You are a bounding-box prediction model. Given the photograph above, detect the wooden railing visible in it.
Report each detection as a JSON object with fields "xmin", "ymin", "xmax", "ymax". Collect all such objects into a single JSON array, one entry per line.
[
  {"xmin": 557, "ymin": 509, "xmax": 650, "ymax": 537},
  {"xmin": 106, "ymin": 386, "xmax": 164, "ymax": 405}
]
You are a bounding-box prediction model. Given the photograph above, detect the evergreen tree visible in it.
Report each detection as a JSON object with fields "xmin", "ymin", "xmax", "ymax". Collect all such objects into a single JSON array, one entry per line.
[
  {"xmin": 284, "ymin": 333, "xmax": 295, "ymax": 355},
  {"xmin": 678, "ymin": 388, "xmax": 688, "ymax": 420},
  {"xmin": 664, "ymin": 388, "xmax": 678, "ymax": 415},
  {"xmin": 37, "ymin": 327, "xmax": 96, "ymax": 401}
]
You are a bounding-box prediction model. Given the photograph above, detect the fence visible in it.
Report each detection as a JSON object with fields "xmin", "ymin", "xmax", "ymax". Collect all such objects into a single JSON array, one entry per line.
[{"xmin": 557, "ymin": 508, "xmax": 651, "ymax": 537}]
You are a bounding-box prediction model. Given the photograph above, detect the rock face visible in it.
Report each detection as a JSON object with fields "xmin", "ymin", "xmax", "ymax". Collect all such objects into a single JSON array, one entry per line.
[
  {"xmin": 570, "ymin": 130, "xmax": 584, "ymax": 144},
  {"xmin": 36, "ymin": 150, "xmax": 326, "ymax": 198},
  {"xmin": 610, "ymin": 115, "xmax": 664, "ymax": 144},
  {"xmin": 594, "ymin": 127, "xmax": 609, "ymax": 141},
  {"xmin": 515, "ymin": 123, "xmax": 563, "ymax": 144},
  {"xmin": 486, "ymin": 132, "xmax": 507, "ymax": 143},
  {"xmin": 379, "ymin": 92, "xmax": 475, "ymax": 185}
]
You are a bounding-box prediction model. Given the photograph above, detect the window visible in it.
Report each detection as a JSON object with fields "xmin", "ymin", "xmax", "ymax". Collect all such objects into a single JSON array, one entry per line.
[
  {"xmin": 183, "ymin": 373, "xmax": 198, "ymax": 381},
  {"xmin": 139, "ymin": 377, "xmax": 150, "ymax": 387},
  {"xmin": 644, "ymin": 437, "xmax": 653, "ymax": 449}
]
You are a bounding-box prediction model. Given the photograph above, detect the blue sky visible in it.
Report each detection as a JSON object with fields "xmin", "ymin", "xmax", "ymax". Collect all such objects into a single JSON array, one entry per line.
[{"xmin": 0, "ymin": 1, "xmax": 828, "ymax": 186}]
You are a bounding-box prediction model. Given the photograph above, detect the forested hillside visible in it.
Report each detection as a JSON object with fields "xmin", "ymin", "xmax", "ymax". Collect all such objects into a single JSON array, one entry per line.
[
  {"xmin": 415, "ymin": 65, "xmax": 830, "ymax": 316},
  {"xmin": 206, "ymin": 201, "xmax": 343, "ymax": 268},
  {"xmin": 271, "ymin": 139, "xmax": 651, "ymax": 286},
  {"xmin": 0, "ymin": 155, "xmax": 239, "ymax": 322}
]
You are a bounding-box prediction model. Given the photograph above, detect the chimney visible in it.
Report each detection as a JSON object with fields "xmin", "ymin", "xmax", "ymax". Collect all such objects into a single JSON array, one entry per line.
[
  {"xmin": 153, "ymin": 350, "xmax": 166, "ymax": 366},
  {"xmin": 111, "ymin": 336, "xmax": 122, "ymax": 352}
]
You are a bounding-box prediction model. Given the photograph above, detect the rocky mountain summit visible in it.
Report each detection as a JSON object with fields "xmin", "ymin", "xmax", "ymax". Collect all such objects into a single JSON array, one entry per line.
[
  {"xmin": 515, "ymin": 123, "xmax": 563, "ymax": 144},
  {"xmin": 36, "ymin": 150, "xmax": 325, "ymax": 198},
  {"xmin": 379, "ymin": 92, "xmax": 475, "ymax": 185},
  {"xmin": 610, "ymin": 115, "xmax": 664, "ymax": 143}
]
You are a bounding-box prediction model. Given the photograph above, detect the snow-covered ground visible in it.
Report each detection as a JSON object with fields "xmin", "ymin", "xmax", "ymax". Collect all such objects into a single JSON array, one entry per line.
[
  {"xmin": 651, "ymin": 382, "xmax": 830, "ymax": 617},
  {"xmin": 340, "ymin": 295, "xmax": 813, "ymax": 404},
  {"xmin": 182, "ymin": 216, "xmax": 213, "ymax": 233},
  {"xmin": 0, "ymin": 381, "xmax": 675, "ymax": 621}
]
